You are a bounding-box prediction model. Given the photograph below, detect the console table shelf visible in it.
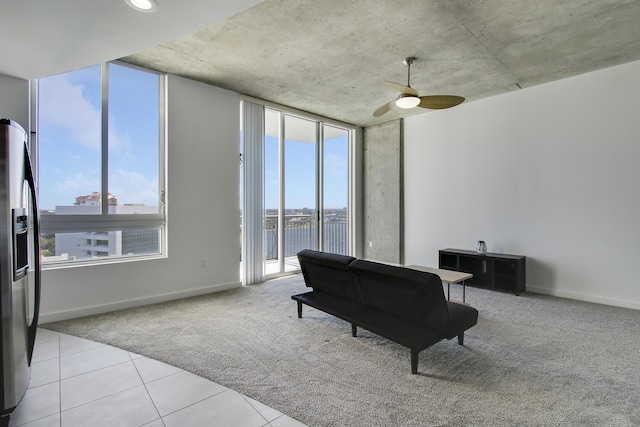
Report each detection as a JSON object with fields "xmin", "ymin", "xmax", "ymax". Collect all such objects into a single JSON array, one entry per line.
[{"xmin": 439, "ymin": 248, "xmax": 526, "ymax": 295}]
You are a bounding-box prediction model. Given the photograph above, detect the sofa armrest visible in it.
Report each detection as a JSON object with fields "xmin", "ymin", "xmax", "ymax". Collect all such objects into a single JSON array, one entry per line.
[{"xmin": 445, "ymin": 301, "xmax": 478, "ymax": 340}]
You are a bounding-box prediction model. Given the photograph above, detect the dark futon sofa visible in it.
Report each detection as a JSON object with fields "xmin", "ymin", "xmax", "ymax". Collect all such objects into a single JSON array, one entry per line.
[{"xmin": 292, "ymin": 249, "xmax": 479, "ymax": 374}]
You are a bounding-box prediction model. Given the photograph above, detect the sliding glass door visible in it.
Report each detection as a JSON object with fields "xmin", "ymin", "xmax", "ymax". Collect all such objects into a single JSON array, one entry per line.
[
  {"xmin": 283, "ymin": 115, "xmax": 318, "ymax": 272},
  {"xmin": 263, "ymin": 107, "xmax": 352, "ymax": 277}
]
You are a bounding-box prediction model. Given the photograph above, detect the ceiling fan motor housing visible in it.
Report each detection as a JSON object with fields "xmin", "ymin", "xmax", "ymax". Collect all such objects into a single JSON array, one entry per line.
[{"xmin": 403, "ymin": 57, "xmax": 416, "ymax": 66}]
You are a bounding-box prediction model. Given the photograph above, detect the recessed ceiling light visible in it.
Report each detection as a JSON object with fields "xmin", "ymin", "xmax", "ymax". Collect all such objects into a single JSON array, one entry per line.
[{"xmin": 125, "ymin": 0, "xmax": 159, "ymax": 13}]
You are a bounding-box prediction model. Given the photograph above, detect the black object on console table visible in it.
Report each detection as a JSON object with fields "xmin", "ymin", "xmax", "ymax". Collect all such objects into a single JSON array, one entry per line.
[{"xmin": 439, "ymin": 248, "xmax": 526, "ymax": 295}]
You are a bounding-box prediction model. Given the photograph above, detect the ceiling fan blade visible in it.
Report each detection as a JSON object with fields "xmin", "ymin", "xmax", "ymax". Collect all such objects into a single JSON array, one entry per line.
[
  {"xmin": 373, "ymin": 99, "xmax": 396, "ymax": 117},
  {"xmin": 384, "ymin": 81, "xmax": 419, "ymax": 96},
  {"xmin": 418, "ymin": 95, "xmax": 465, "ymax": 109}
]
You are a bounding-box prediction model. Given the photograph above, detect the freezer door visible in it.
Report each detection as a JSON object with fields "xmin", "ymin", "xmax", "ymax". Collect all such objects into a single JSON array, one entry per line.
[{"xmin": 0, "ymin": 120, "xmax": 31, "ymax": 416}]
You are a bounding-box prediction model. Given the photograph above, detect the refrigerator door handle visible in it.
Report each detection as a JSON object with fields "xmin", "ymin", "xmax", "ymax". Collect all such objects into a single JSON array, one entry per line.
[{"xmin": 24, "ymin": 144, "xmax": 40, "ymax": 365}]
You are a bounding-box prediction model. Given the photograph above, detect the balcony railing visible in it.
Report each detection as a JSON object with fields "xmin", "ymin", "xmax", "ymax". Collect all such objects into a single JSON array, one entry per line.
[{"xmin": 264, "ymin": 213, "xmax": 347, "ymax": 260}]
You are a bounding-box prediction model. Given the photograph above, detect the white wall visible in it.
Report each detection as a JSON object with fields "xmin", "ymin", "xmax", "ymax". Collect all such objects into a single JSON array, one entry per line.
[
  {"xmin": 0, "ymin": 74, "xmax": 29, "ymax": 128},
  {"xmin": 404, "ymin": 60, "xmax": 640, "ymax": 310},
  {"xmin": 41, "ymin": 75, "xmax": 242, "ymax": 322}
]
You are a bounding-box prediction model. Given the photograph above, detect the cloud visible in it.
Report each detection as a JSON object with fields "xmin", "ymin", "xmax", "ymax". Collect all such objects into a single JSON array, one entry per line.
[
  {"xmin": 50, "ymin": 172, "xmax": 101, "ymax": 206},
  {"xmin": 109, "ymin": 169, "xmax": 159, "ymax": 207},
  {"xmin": 39, "ymin": 74, "xmax": 101, "ymax": 150},
  {"xmin": 39, "ymin": 72, "xmax": 133, "ymax": 154},
  {"xmin": 108, "ymin": 115, "xmax": 134, "ymax": 157}
]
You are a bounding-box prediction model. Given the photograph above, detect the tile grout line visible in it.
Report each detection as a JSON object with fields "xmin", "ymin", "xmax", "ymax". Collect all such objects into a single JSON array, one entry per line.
[
  {"xmin": 56, "ymin": 340, "xmax": 140, "ymax": 417},
  {"xmin": 57, "ymin": 343, "xmax": 134, "ymax": 382},
  {"xmin": 60, "ymin": 357, "xmax": 160, "ymax": 425},
  {"xmin": 59, "ymin": 378, "xmax": 143, "ymax": 413},
  {"xmin": 58, "ymin": 358, "xmax": 131, "ymax": 382},
  {"xmin": 240, "ymin": 394, "xmax": 273, "ymax": 425},
  {"xmin": 10, "ymin": 331, "xmax": 62, "ymax": 427},
  {"xmin": 130, "ymin": 353, "xmax": 165, "ymax": 427},
  {"xmin": 156, "ymin": 387, "xmax": 231, "ymax": 420},
  {"xmin": 58, "ymin": 340, "xmax": 108, "ymax": 360}
]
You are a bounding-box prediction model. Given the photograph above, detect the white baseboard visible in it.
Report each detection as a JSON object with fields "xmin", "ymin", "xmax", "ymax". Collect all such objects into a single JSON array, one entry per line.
[
  {"xmin": 527, "ymin": 285, "xmax": 640, "ymax": 311},
  {"xmin": 39, "ymin": 281, "xmax": 242, "ymax": 324}
]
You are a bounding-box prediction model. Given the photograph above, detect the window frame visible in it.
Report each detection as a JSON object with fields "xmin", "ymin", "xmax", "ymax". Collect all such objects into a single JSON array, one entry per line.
[{"xmin": 34, "ymin": 60, "xmax": 167, "ymax": 267}]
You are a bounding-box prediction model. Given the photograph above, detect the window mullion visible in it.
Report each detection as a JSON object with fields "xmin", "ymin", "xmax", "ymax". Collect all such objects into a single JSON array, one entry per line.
[
  {"xmin": 317, "ymin": 122, "xmax": 323, "ymax": 252},
  {"xmin": 101, "ymin": 63, "xmax": 109, "ymax": 215},
  {"xmin": 278, "ymin": 112, "xmax": 285, "ymax": 273},
  {"xmin": 158, "ymin": 73, "xmax": 167, "ymax": 219}
]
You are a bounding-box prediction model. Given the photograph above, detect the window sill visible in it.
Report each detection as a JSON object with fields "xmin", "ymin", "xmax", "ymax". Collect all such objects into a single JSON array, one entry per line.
[{"xmin": 41, "ymin": 253, "xmax": 167, "ymax": 271}]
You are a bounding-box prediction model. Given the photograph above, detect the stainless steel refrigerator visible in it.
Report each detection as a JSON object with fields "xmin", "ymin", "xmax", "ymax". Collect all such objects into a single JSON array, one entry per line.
[{"xmin": 0, "ymin": 119, "xmax": 41, "ymax": 426}]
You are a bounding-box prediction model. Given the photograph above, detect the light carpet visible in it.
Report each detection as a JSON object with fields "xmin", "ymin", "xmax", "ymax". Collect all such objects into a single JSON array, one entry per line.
[{"xmin": 44, "ymin": 275, "xmax": 640, "ymax": 426}]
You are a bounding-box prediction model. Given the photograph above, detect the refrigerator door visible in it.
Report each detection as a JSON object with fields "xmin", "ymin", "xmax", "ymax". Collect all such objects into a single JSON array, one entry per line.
[{"xmin": 0, "ymin": 119, "xmax": 39, "ymax": 418}]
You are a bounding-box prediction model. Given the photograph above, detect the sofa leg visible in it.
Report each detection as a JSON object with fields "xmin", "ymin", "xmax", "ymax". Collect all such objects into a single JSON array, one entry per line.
[
  {"xmin": 411, "ymin": 349, "xmax": 419, "ymax": 374},
  {"xmin": 458, "ymin": 332, "xmax": 464, "ymax": 346},
  {"xmin": 351, "ymin": 324, "xmax": 357, "ymax": 337},
  {"xmin": 297, "ymin": 301, "xmax": 302, "ymax": 318}
]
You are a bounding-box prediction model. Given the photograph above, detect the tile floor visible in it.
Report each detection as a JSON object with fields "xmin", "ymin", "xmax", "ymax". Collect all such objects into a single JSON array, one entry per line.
[{"xmin": 9, "ymin": 328, "xmax": 306, "ymax": 427}]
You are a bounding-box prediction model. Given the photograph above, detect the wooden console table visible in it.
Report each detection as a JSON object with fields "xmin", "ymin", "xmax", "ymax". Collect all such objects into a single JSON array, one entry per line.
[{"xmin": 438, "ymin": 248, "xmax": 526, "ymax": 295}]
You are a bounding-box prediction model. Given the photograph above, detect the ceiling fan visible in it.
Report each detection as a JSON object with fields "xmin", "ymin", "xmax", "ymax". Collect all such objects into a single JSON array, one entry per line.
[{"xmin": 373, "ymin": 57, "xmax": 465, "ymax": 117}]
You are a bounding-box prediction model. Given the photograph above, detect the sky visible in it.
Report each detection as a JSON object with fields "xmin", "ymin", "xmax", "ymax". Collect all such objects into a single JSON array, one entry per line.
[
  {"xmin": 265, "ymin": 134, "xmax": 348, "ymax": 210},
  {"xmin": 38, "ymin": 63, "xmax": 159, "ymax": 211},
  {"xmin": 38, "ymin": 63, "xmax": 348, "ymax": 212}
]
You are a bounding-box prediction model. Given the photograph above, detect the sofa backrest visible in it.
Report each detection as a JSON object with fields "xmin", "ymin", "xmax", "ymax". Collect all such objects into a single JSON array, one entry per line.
[
  {"xmin": 349, "ymin": 259, "xmax": 451, "ymax": 331},
  {"xmin": 297, "ymin": 249, "xmax": 359, "ymax": 302}
]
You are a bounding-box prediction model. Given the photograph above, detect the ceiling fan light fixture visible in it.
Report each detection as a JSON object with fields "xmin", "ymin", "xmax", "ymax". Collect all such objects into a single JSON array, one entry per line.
[
  {"xmin": 396, "ymin": 94, "xmax": 420, "ymax": 109},
  {"xmin": 373, "ymin": 57, "xmax": 464, "ymax": 117},
  {"xmin": 125, "ymin": 0, "xmax": 159, "ymax": 13}
]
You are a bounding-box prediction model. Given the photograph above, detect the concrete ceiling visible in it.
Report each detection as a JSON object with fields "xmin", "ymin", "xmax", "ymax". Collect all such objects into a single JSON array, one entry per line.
[
  {"xmin": 2, "ymin": 1, "xmax": 639, "ymax": 129},
  {"xmin": 121, "ymin": 0, "xmax": 640, "ymax": 127}
]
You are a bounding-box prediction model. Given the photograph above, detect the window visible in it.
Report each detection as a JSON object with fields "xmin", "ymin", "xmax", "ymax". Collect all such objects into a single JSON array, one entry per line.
[{"xmin": 36, "ymin": 62, "xmax": 166, "ymax": 266}]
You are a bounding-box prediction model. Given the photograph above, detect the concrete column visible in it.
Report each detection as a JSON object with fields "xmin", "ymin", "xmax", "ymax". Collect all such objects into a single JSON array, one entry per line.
[{"xmin": 363, "ymin": 120, "xmax": 403, "ymax": 264}]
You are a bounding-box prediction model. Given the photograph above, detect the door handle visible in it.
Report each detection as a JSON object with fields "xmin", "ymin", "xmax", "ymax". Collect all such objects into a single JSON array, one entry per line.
[{"xmin": 24, "ymin": 144, "xmax": 41, "ymax": 365}]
